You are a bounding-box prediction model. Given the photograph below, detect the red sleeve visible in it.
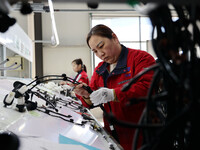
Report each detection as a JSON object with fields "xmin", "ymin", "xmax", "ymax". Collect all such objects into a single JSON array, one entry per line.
[
  {"xmin": 76, "ymin": 71, "xmax": 92, "ymax": 108},
  {"xmin": 89, "ymin": 63, "xmax": 104, "ymax": 91},
  {"xmin": 76, "ymin": 95, "xmax": 91, "ymax": 108},
  {"xmin": 78, "ymin": 71, "xmax": 89, "ymax": 85},
  {"xmin": 115, "ymin": 51, "xmax": 155, "ymax": 105}
]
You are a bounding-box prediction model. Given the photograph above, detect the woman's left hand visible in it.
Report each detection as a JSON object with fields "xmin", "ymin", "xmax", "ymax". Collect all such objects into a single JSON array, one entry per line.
[
  {"xmin": 90, "ymin": 87, "xmax": 115, "ymax": 106},
  {"xmin": 73, "ymin": 82, "xmax": 90, "ymax": 98}
]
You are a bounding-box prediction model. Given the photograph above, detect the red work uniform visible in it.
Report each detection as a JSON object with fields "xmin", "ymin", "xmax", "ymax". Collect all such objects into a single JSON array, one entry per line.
[
  {"xmin": 74, "ymin": 70, "xmax": 89, "ymax": 85},
  {"xmin": 74, "ymin": 70, "xmax": 89, "ymax": 100},
  {"xmin": 86, "ymin": 45, "xmax": 155, "ymax": 150}
]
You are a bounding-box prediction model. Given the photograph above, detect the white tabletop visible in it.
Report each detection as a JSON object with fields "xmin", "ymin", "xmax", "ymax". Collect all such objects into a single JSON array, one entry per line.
[{"xmin": 0, "ymin": 78, "xmax": 123, "ymax": 150}]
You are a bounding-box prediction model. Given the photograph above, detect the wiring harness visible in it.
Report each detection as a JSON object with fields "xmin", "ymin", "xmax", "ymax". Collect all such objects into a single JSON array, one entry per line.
[{"xmin": 100, "ymin": 3, "xmax": 200, "ymax": 150}]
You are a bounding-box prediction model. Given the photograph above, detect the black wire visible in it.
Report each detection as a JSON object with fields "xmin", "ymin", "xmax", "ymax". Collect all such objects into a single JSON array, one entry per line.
[
  {"xmin": 132, "ymin": 69, "xmax": 165, "ymax": 150},
  {"xmin": 27, "ymin": 75, "xmax": 64, "ymax": 86},
  {"xmin": 60, "ymin": 101, "xmax": 81, "ymax": 111},
  {"xmin": 144, "ymin": 69, "xmax": 162, "ymax": 144},
  {"xmin": 127, "ymin": 91, "xmax": 168, "ymax": 106},
  {"xmin": 29, "ymin": 78, "xmax": 64, "ymax": 90},
  {"xmin": 150, "ymin": 102, "xmax": 191, "ymax": 150},
  {"xmin": 143, "ymin": 4, "xmax": 200, "ymax": 150},
  {"xmin": 121, "ymin": 63, "xmax": 160, "ymax": 92},
  {"xmin": 132, "ymin": 108, "xmax": 147, "ymax": 150},
  {"xmin": 31, "ymin": 91, "xmax": 58, "ymax": 112},
  {"xmin": 103, "ymin": 112, "xmax": 163, "ymax": 129},
  {"xmin": 36, "ymin": 107, "xmax": 87, "ymax": 126},
  {"xmin": 96, "ymin": 64, "xmax": 164, "ymax": 149},
  {"xmin": 35, "ymin": 89, "xmax": 84, "ymax": 113},
  {"xmin": 152, "ymin": 30, "xmax": 179, "ymax": 83},
  {"xmin": 29, "ymin": 76, "xmax": 93, "ymax": 94},
  {"xmin": 149, "ymin": 5, "xmax": 180, "ymax": 83},
  {"xmin": 58, "ymin": 98, "xmax": 83, "ymax": 108}
]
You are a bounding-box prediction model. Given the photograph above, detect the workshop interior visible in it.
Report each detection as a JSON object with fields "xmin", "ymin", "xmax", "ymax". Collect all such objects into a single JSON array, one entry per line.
[{"xmin": 0, "ymin": 0, "xmax": 200, "ymax": 150}]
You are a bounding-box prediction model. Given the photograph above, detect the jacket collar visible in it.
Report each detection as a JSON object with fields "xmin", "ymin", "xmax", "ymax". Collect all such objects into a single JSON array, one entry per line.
[
  {"xmin": 78, "ymin": 70, "xmax": 82, "ymax": 74},
  {"xmin": 96, "ymin": 45, "xmax": 128, "ymax": 75},
  {"xmin": 74, "ymin": 70, "xmax": 82, "ymax": 80}
]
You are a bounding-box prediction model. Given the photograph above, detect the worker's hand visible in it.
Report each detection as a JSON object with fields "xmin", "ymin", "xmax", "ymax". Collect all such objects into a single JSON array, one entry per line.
[
  {"xmin": 72, "ymin": 82, "xmax": 90, "ymax": 98},
  {"xmin": 67, "ymin": 82, "xmax": 75, "ymax": 87},
  {"xmin": 90, "ymin": 88, "xmax": 115, "ymax": 106},
  {"xmin": 60, "ymin": 81, "xmax": 67, "ymax": 85}
]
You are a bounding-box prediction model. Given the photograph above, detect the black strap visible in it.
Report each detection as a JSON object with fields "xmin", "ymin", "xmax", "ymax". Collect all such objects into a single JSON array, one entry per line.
[{"xmin": 100, "ymin": 104, "xmax": 120, "ymax": 143}]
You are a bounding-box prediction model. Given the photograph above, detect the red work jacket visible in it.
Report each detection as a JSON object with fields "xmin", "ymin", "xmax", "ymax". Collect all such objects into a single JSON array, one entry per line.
[
  {"xmin": 89, "ymin": 45, "xmax": 155, "ymax": 150},
  {"xmin": 74, "ymin": 70, "xmax": 89, "ymax": 85},
  {"xmin": 75, "ymin": 70, "xmax": 89, "ymax": 101}
]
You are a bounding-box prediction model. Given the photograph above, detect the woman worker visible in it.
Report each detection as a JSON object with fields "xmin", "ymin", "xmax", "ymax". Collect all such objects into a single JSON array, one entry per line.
[
  {"xmin": 60, "ymin": 58, "xmax": 89, "ymax": 99},
  {"xmin": 60, "ymin": 58, "xmax": 89, "ymax": 85},
  {"xmin": 72, "ymin": 24, "xmax": 155, "ymax": 150},
  {"xmin": 71, "ymin": 58, "xmax": 89, "ymax": 85}
]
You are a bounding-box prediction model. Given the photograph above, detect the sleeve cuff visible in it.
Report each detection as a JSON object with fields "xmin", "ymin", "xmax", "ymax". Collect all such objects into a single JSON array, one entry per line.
[
  {"xmin": 83, "ymin": 96, "xmax": 93, "ymax": 106},
  {"xmin": 113, "ymin": 89, "xmax": 119, "ymax": 102}
]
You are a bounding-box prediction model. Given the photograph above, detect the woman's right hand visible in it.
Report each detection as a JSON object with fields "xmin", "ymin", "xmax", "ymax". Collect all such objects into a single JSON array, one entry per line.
[{"xmin": 72, "ymin": 82, "xmax": 90, "ymax": 98}]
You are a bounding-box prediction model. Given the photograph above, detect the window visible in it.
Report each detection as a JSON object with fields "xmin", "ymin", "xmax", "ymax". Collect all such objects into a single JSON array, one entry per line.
[{"xmin": 91, "ymin": 14, "xmax": 156, "ymax": 69}]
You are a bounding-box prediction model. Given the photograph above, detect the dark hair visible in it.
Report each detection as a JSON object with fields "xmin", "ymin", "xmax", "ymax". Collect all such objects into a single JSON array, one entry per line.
[
  {"xmin": 72, "ymin": 58, "xmax": 87, "ymax": 73},
  {"xmin": 86, "ymin": 24, "xmax": 114, "ymax": 48}
]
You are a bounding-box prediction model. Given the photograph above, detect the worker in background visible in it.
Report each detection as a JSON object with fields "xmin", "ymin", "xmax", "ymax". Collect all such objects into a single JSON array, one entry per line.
[
  {"xmin": 71, "ymin": 58, "xmax": 89, "ymax": 85},
  {"xmin": 71, "ymin": 24, "xmax": 155, "ymax": 150},
  {"xmin": 60, "ymin": 58, "xmax": 89, "ymax": 85},
  {"xmin": 60, "ymin": 58, "xmax": 89, "ymax": 99}
]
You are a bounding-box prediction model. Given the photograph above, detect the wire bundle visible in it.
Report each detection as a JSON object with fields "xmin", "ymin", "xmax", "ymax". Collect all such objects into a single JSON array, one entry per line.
[
  {"xmin": 132, "ymin": 4, "xmax": 200, "ymax": 150},
  {"xmin": 101, "ymin": 3, "xmax": 200, "ymax": 150}
]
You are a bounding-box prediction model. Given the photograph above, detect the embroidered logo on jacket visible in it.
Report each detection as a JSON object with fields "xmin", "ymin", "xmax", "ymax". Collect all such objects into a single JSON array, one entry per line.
[
  {"xmin": 118, "ymin": 67, "xmax": 132, "ymax": 85},
  {"xmin": 125, "ymin": 67, "xmax": 131, "ymax": 77}
]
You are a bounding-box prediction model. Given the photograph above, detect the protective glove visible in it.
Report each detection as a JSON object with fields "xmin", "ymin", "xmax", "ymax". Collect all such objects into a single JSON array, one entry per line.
[{"xmin": 90, "ymin": 87, "xmax": 115, "ymax": 106}]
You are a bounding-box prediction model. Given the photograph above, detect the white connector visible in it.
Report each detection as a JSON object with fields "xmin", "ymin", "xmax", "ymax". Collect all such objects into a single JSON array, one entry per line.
[
  {"xmin": 17, "ymin": 97, "xmax": 25, "ymax": 105},
  {"xmin": 4, "ymin": 91, "xmax": 15, "ymax": 105},
  {"xmin": 18, "ymin": 85, "xmax": 28, "ymax": 95}
]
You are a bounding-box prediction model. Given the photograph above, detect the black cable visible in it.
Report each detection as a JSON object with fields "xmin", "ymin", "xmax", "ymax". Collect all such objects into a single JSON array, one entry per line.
[
  {"xmin": 27, "ymin": 75, "xmax": 64, "ymax": 86},
  {"xmin": 132, "ymin": 108, "xmax": 147, "ymax": 150},
  {"xmin": 143, "ymin": 69, "xmax": 162, "ymax": 144},
  {"xmin": 29, "ymin": 78, "xmax": 65, "ymax": 90},
  {"xmin": 142, "ymin": 3, "xmax": 200, "ymax": 150},
  {"xmin": 104, "ymin": 112, "xmax": 163, "ymax": 129},
  {"xmin": 149, "ymin": 5, "xmax": 180, "ymax": 83},
  {"xmin": 150, "ymin": 102, "xmax": 191, "ymax": 150},
  {"xmin": 132, "ymin": 69, "xmax": 167, "ymax": 150},
  {"xmin": 127, "ymin": 91, "xmax": 168, "ymax": 106},
  {"xmin": 121, "ymin": 63, "xmax": 160, "ymax": 92},
  {"xmin": 36, "ymin": 107, "xmax": 87, "ymax": 126},
  {"xmin": 35, "ymin": 89, "xmax": 85, "ymax": 112},
  {"xmin": 28, "ymin": 74, "xmax": 93, "ymax": 94},
  {"xmin": 96, "ymin": 63, "xmax": 164, "ymax": 149},
  {"xmin": 31, "ymin": 91, "xmax": 58, "ymax": 112}
]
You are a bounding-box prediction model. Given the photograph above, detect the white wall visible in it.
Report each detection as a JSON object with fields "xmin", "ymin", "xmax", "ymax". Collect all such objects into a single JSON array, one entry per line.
[
  {"xmin": 10, "ymin": 11, "xmax": 28, "ymax": 33},
  {"xmin": 9, "ymin": 2, "xmax": 136, "ymax": 79},
  {"xmin": 41, "ymin": 2, "xmax": 135, "ymax": 79},
  {"xmin": 43, "ymin": 46, "xmax": 91, "ymax": 78},
  {"xmin": 42, "ymin": 3, "xmax": 92, "ymax": 78}
]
